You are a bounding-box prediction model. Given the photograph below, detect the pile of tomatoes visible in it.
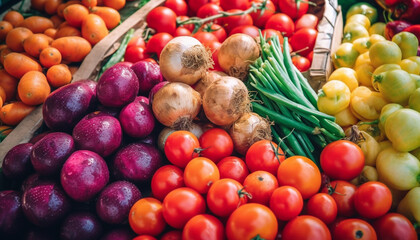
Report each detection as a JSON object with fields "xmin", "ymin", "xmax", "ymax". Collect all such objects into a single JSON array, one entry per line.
[
  {"xmin": 127, "ymin": 128, "xmax": 418, "ymax": 240},
  {"xmin": 124, "ymin": 0, "xmax": 319, "ymax": 72}
]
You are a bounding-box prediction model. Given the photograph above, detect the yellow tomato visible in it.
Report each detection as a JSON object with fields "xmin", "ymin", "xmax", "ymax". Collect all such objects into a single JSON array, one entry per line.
[
  {"xmin": 369, "ymin": 22, "xmax": 386, "ymax": 36},
  {"xmin": 332, "ymin": 43, "xmax": 360, "ymax": 68},
  {"xmin": 350, "ymin": 86, "xmax": 389, "ymax": 121},
  {"xmin": 397, "ymin": 187, "xmax": 420, "ymax": 225},
  {"xmin": 343, "ymin": 22, "xmax": 370, "ymax": 43},
  {"xmin": 351, "ymin": 166, "xmax": 378, "ymax": 186},
  {"xmin": 378, "ymin": 140, "xmax": 392, "ymax": 152},
  {"xmin": 346, "ymin": 14, "xmax": 371, "ymax": 30},
  {"xmin": 369, "ymin": 41, "xmax": 402, "ymax": 68},
  {"xmin": 355, "ymin": 51, "xmax": 371, "ymax": 67},
  {"xmin": 400, "ymin": 59, "xmax": 420, "ymax": 74},
  {"xmin": 353, "ymin": 34, "xmax": 386, "ymax": 55},
  {"xmin": 408, "ymin": 56, "xmax": 420, "ymax": 66},
  {"xmin": 385, "ymin": 108, "xmax": 420, "ymax": 152},
  {"xmin": 358, "ymin": 131, "xmax": 381, "ymax": 166},
  {"xmin": 334, "ymin": 107, "xmax": 359, "ymax": 127},
  {"xmin": 373, "ymin": 69, "xmax": 416, "ymax": 105},
  {"xmin": 328, "ymin": 67, "xmax": 359, "ymax": 91},
  {"xmin": 355, "ymin": 63, "xmax": 375, "ymax": 87},
  {"xmin": 317, "ymin": 80, "xmax": 351, "ymax": 115},
  {"xmin": 378, "ymin": 103, "xmax": 404, "ymax": 133},
  {"xmin": 408, "ymin": 88, "xmax": 420, "ymax": 112},
  {"xmin": 371, "ymin": 63, "xmax": 401, "ymax": 91}
]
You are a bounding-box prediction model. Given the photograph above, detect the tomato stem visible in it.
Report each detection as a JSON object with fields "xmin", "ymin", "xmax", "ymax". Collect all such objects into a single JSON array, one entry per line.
[{"xmin": 251, "ymin": 234, "xmax": 266, "ymax": 240}]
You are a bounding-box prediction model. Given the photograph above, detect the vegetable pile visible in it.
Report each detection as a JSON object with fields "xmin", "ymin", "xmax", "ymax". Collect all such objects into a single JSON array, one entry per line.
[{"xmin": 0, "ymin": 0, "xmax": 419, "ymax": 239}]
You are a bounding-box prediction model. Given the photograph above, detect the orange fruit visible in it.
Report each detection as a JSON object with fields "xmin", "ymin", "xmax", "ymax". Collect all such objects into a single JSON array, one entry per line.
[
  {"xmin": 46, "ymin": 64, "xmax": 72, "ymax": 88},
  {"xmin": 39, "ymin": 47, "xmax": 62, "ymax": 67},
  {"xmin": 18, "ymin": 71, "xmax": 51, "ymax": 106}
]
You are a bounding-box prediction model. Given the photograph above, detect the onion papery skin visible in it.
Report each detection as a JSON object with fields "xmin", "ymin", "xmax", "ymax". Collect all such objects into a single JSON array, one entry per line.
[
  {"xmin": 159, "ymin": 36, "xmax": 213, "ymax": 86},
  {"xmin": 152, "ymin": 82, "xmax": 202, "ymax": 127},
  {"xmin": 203, "ymin": 76, "xmax": 250, "ymax": 126}
]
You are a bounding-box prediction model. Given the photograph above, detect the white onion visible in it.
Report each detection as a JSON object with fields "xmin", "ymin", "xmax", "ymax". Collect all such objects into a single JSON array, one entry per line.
[
  {"xmin": 194, "ymin": 71, "xmax": 227, "ymax": 96},
  {"xmin": 203, "ymin": 76, "xmax": 250, "ymax": 126},
  {"xmin": 152, "ymin": 82, "xmax": 201, "ymax": 127},
  {"xmin": 160, "ymin": 36, "xmax": 213, "ymax": 85},
  {"xmin": 218, "ymin": 33, "xmax": 260, "ymax": 80},
  {"xmin": 229, "ymin": 112, "xmax": 272, "ymax": 155}
]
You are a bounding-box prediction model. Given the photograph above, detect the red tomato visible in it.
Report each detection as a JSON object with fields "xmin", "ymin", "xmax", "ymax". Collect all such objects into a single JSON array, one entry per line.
[
  {"xmin": 295, "ymin": 14, "xmax": 319, "ymax": 30},
  {"xmin": 133, "ymin": 236, "xmax": 157, "ymax": 240},
  {"xmin": 188, "ymin": 0, "xmax": 212, "ymax": 14},
  {"xmin": 278, "ymin": 0, "xmax": 309, "ymax": 20},
  {"xmin": 277, "ymin": 156, "xmax": 321, "ymax": 199},
  {"xmin": 249, "ymin": 0, "xmax": 276, "ymax": 28},
  {"xmin": 306, "ymin": 51, "xmax": 313, "ymax": 62},
  {"xmin": 269, "ymin": 186, "xmax": 303, "ymax": 221},
  {"xmin": 207, "ymin": 178, "xmax": 248, "ymax": 217},
  {"xmin": 373, "ymin": 213, "xmax": 418, "ymax": 240},
  {"xmin": 333, "ymin": 219, "xmax": 377, "ymax": 240},
  {"xmin": 196, "ymin": 3, "xmax": 223, "ymax": 24},
  {"xmin": 164, "ymin": 0, "xmax": 188, "ymax": 16},
  {"xmin": 182, "ymin": 214, "xmax": 225, "ymax": 240},
  {"xmin": 320, "ymin": 140, "xmax": 365, "ymax": 181},
  {"xmin": 265, "ymin": 13, "xmax": 295, "ymax": 37},
  {"xmin": 162, "ymin": 187, "xmax": 206, "ymax": 229},
  {"xmin": 124, "ymin": 46, "xmax": 150, "ymax": 63},
  {"xmin": 245, "ymin": 140, "xmax": 284, "ymax": 175},
  {"xmin": 129, "ymin": 198, "xmax": 166, "ymax": 236},
  {"xmin": 229, "ymin": 25, "xmax": 260, "ymax": 38},
  {"xmin": 243, "ymin": 170, "xmax": 278, "ymax": 205},
  {"xmin": 164, "ymin": 130, "xmax": 200, "ymax": 168},
  {"xmin": 217, "ymin": 156, "xmax": 249, "ymax": 183},
  {"xmin": 321, "ymin": 180, "xmax": 357, "ymax": 217},
  {"xmin": 198, "ymin": 23, "xmax": 227, "ymax": 43},
  {"xmin": 183, "ymin": 157, "xmax": 220, "ymax": 194},
  {"xmin": 146, "ymin": 7, "xmax": 177, "ymax": 35},
  {"xmin": 306, "ymin": 193, "xmax": 337, "ymax": 225},
  {"xmin": 292, "ymin": 55, "xmax": 311, "ymax": 72},
  {"xmin": 221, "ymin": 9, "xmax": 253, "ymax": 33},
  {"xmin": 281, "ymin": 215, "xmax": 332, "ymax": 240},
  {"xmin": 127, "ymin": 36, "xmax": 146, "ymax": 49},
  {"xmin": 209, "ymin": 41, "xmax": 223, "ymax": 71},
  {"xmin": 289, "ymin": 28, "xmax": 318, "ymax": 56},
  {"xmin": 177, "ymin": 15, "xmax": 195, "ymax": 32},
  {"xmin": 160, "ymin": 230, "xmax": 182, "ymax": 240},
  {"xmin": 151, "ymin": 165, "xmax": 184, "ymax": 201},
  {"xmin": 192, "ymin": 31, "xmax": 219, "ymax": 48},
  {"xmin": 261, "ymin": 28, "xmax": 284, "ymax": 42},
  {"xmin": 174, "ymin": 27, "xmax": 191, "ymax": 37},
  {"xmin": 219, "ymin": 0, "xmax": 250, "ymax": 10},
  {"xmin": 146, "ymin": 32, "xmax": 174, "ymax": 58},
  {"xmin": 198, "ymin": 128, "xmax": 233, "ymax": 163},
  {"xmin": 354, "ymin": 181, "xmax": 392, "ymax": 219},
  {"xmin": 226, "ymin": 203, "xmax": 278, "ymax": 240}
]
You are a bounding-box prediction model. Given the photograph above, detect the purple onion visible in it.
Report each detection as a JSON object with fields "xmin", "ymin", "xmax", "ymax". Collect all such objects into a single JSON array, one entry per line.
[
  {"xmin": 130, "ymin": 60, "xmax": 163, "ymax": 96},
  {"xmin": 119, "ymin": 100, "xmax": 155, "ymax": 138},
  {"xmin": 2, "ymin": 143, "xmax": 34, "ymax": 179}
]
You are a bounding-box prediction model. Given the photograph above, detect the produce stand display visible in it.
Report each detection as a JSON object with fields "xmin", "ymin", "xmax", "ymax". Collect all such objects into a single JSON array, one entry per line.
[{"xmin": 0, "ymin": 0, "xmax": 419, "ymax": 239}]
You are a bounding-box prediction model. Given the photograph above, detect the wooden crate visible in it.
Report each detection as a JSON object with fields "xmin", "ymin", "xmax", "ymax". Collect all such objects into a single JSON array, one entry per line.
[{"xmin": 0, "ymin": 0, "xmax": 341, "ymax": 163}]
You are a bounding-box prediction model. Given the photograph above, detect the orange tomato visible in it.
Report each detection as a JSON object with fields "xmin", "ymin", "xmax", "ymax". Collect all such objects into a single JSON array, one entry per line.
[
  {"xmin": 243, "ymin": 170, "xmax": 279, "ymax": 206},
  {"xmin": 129, "ymin": 198, "xmax": 166, "ymax": 236}
]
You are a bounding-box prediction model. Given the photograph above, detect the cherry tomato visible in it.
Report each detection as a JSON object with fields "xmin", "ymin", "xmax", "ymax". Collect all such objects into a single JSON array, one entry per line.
[
  {"xmin": 124, "ymin": 46, "xmax": 150, "ymax": 63},
  {"xmin": 160, "ymin": 230, "xmax": 182, "ymax": 240},
  {"xmin": 217, "ymin": 156, "xmax": 249, "ymax": 183},
  {"xmin": 226, "ymin": 203, "xmax": 278, "ymax": 240},
  {"xmin": 295, "ymin": 14, "xmax": 319, "ymax": 30},
  {"xmin": 198, "ymin": 23, "xmax": 227, "ymax": 43},
  {"xmin": 265, "ymin": 13, "xmax": 295, "ymax": 37},
  {"xmin": 183, "ymin": 157, "xmax": 220, "ymax": 194},
  {"xmin": 129, "ymin": 198, "xmax": 166, "ymax": 236},
  {"xmin": 373, "ymin": 213, "xmax": 418, "ymax": 240},
  {"xmin": 162, "ymin": 187, "xmax": 206, "ymax": 229},
  {"xmin": 207, "ymin": 178, "xmax": 248, "ymax": 217},
  {"xmin": 261, "ymin": 28, "xmax": 284, "ymax": 43},
  {"xmin": 192, "ymin": 31, "xmax": 219, "ymax": 48},
  {"xmin": 188, "ymin": 0, "xmax": 212, "ymax": 14},
  {"xmin": 196, "ymin": 3, "xmax": 223, "ymax": 25},
  {"xmin": 127, "ymin": 36, "xmax": 146, "ymax": 49},
  {"xmin": 277, "ymin": 156, "xmax": 321, "ymax": 199},
  {"xmin": 243, "ymin": 170, "xmax": 278, "ymax": 205},
  {"xmin": 278, "ymin": 0, "xmax": 309, "ymax": 20},
  {"xmin": 164, "ymin": 0, "xmax": 188, "ymax": 16},
  {"xmin": 320, "ymin": 140, "xmax": 365, "ymax": 181},
  {"xmin": 219, "ymin": 0, "xmax": 250, "ymax": 10},
  {"xmin": 332, "ymin": 219, "xmax": 377, "ymax": 240},
  {"xmin": 164, "ymin": 130, "xmax": 200, "ymax": 168},
  {"xmin": 292, "ymin": 55, "xmax": 311, "ymax": 72},
  {"xmin": 177, "ymin": 15, "xmax": 195, "ymax": 32},
  {"xmin": 282, "ymin": 215, "xmax": 332, "ymax": 240},
  {"xmin": 289, "ymin": 28, "xmax": 318, "ymax": 56},
  {"xmin": 221, "ymin": 9, "xmax": 253, "ymax": 33},
  {"xmin": 269, "ymin": 186, "xmax": 303, "ymax": 221},
  {"xmin": 146, "ymin": 32, "xmax": 174, "ymax": 58},
  {"xmin": 250, "ymin": 0, "xmax": 276, "ymax": 28},
  {"xmin": 146, "ymin": 7, "xmax": 177, "ymax": 35},
  {"xmin": 306, "ymin": 193, "xmax": 337, "ymax": 225},
  {"xmin": 151, "ymin": 165, "xmax": 184, "ymax": 201},
  {"xmin": 245, "ymin": 140, "xmax": 283, "ymax": 175},
  {"xmin": 198, "ymin": 128, "xmax": 233, "ymax": 163},
  {"xmin": 209, "ymin": 41, "xmax": 223, "ymax": 71},
  {"xmin": 321, "ymin": 180, "xmax": 357, "ymax": 217},
  {"xmin": 353, "ymin": 181, "xmax": 392, "ymax": 219},
  {"xmin": 174, "ymin": 27, "xmax": 191, "ymax": 37},
  {"xmin": 229, "ymin": 25, "xmax": 260, "ymax": 38},
  {"xmin": 182, "ymin": 214, "xmax": 225, "ymax": 240}
]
